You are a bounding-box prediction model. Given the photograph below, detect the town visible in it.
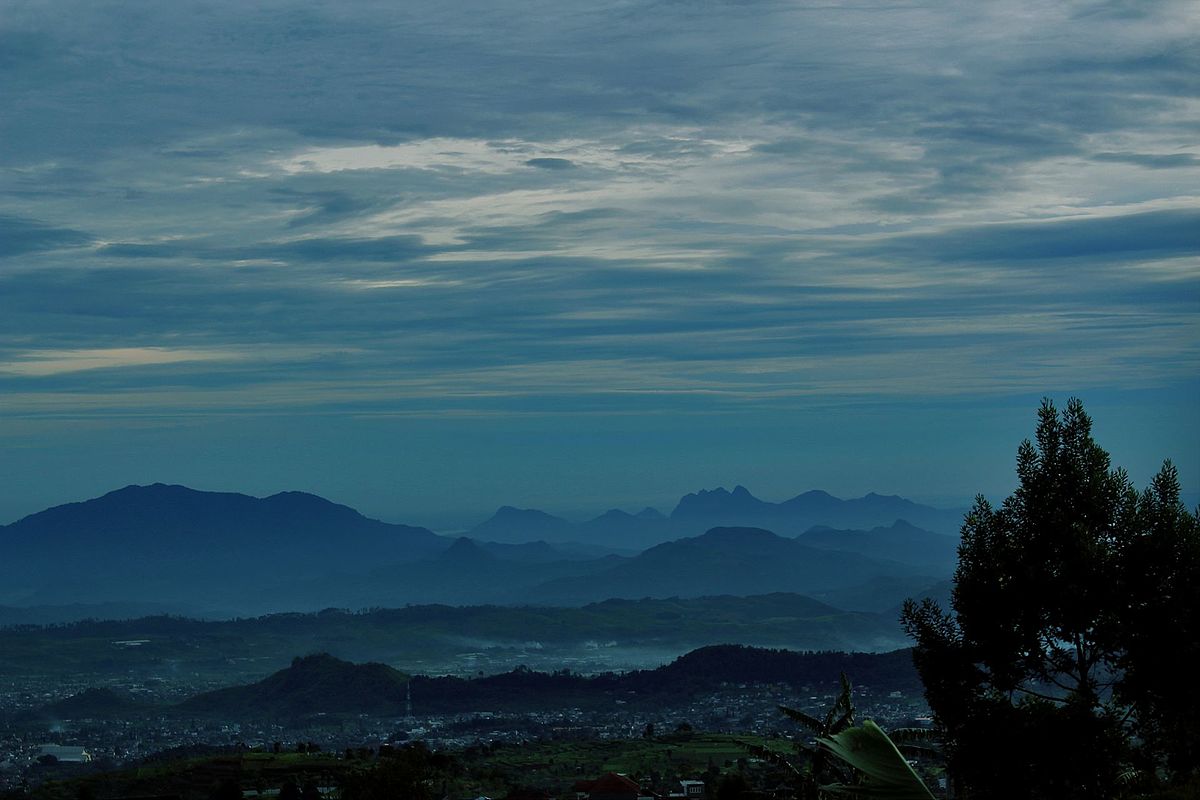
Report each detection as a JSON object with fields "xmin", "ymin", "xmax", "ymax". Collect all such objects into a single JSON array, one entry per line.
[{"xmin": 1, "ymin": 668, "xmax": 932, "ymax": 797}]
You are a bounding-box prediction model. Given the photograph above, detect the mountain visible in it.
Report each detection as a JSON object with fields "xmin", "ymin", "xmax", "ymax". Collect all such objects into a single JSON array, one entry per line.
[
  {"xmin": 264, "ymin": 539, "xmax": 624, "ymax": 610},
  {"xmin": 812, "ymin": 575, "xmax": 951, "ymax": 613},
  {"xmin": 468, "ymin": 506, "xmax": 576, "ymax": 543},
  {"xmin": 440, "ymin": 536, "xmax": 499, "ymax": 567},
  {"xmin": 464, "ymin": 486, "xmax": 964, "ymax": 551},
  {"xmin": 530, "ymin": 526, "xmax": 934, "ymax": 605},
  {"xmin": 797, "ymin": 519, "xmax": 958, "ymax": 570},
  {"xmin": 178, "ymin": 653, "xmax": 410, "ymax": 717},
  {"xmin": 578, "ymin": 508, "xmax": 671, "ymax": 551},
  {"xmin": 671, "ymin": 485, "xmax": 772, "ymax": 520},
  {"xmin": 671, "ymin": 486, "xmax": 964, "ymax": 536},
  {"xmin": 0, "ymin": 484, "xmax": 449, "ymax": 609},
  {"xmin": 0, "ymin": 483, "xmax": 959, "ymax": 616}
]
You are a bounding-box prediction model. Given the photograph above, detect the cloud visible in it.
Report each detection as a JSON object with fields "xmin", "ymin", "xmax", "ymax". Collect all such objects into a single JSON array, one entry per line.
[
  {"xmin": 0, "ymin": 0, "xmax": 1196, "ymax": 427},
  {"xmin": 96, "ymin": 234, "xmax": 434, "ymax": 264},
  {"xmin": 881, "ymin": 208, "xmax": 1200, "ymax": 264},
  {"xmin": 0, "ymin": 215, "xmax": 91, "ymax": 258},
  {"xmin": 525, "ymin": 158, "xmax": 576, "ymax": 170},
  {"xmin": 0, "ymin": 347, "xmax": 238, "ymax": 377},
  {"xmin": 1092, "ymin": 151, "xmax": 1200, "ymax": 169}
]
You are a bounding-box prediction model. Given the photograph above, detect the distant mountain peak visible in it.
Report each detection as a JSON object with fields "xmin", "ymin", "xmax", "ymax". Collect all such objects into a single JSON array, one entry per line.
[
  {"xmin": 863, "ymin": 491, "xmax": 904, "ymax": 501},
  {"xmin": 670, "ymin": 485, "xmax": 769, "ymax": 519},
  {"xmin": 490, "ymin": 505, "xmax": 565, "ymax": 522},
  {"xmin": 468, "ymin": 504, "xmax": 573, "ymax": 545},
  {"xmin": 439, "ymin": 536, "xmax": 496, "ymax": 564},
  {"xmin": 695, "ymin": 526, "xmax": 783, "ymax": 545},
  {"xmin": 635, "ymin": 507, "xmax": 664, "ymax": 520},
  {"xmin": 593, "ymin": 509, "xmax": 634, "ymax": 522}
]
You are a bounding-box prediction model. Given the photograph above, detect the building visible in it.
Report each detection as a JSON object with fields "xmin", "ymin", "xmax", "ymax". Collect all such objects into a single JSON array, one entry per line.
[{"xmin": 574, "ymin": 773, "xmax": 641, "ymax": 800}]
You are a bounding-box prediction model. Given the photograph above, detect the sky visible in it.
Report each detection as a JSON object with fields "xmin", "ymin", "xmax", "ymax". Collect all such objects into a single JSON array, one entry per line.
[{"xmin": 2, "ymin": 0, "xmax": 1197, "ymax": 529}]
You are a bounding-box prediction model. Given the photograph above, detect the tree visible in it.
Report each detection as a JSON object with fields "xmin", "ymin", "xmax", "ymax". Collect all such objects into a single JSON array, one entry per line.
[
  {"xmin": 1112, "ymin": 461, "xmax": 1200, "ymax": 784},
  {"xmin": 901, "ymin": 398, "xmax": 1199, "ymax": 798}
]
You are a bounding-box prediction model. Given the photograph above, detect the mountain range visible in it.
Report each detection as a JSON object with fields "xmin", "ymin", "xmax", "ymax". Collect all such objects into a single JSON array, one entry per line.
[
  {"xmin": 469, "ymin": 485, "xmax": 963, "ymax": 548},
  {"xmin": 0, "ymin": 483, "xmax": 962, "ymax": 617}
]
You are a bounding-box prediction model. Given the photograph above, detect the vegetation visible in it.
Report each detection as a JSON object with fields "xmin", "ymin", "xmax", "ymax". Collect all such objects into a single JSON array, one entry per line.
[
  {"xmin": 901, "ymin": 398, "xmax": 1200, "ymax": 798},
  {"xmin": 58, "ymin": 645, "xmax": 918, "ymax": 721},
  {"xmin": 818, "ymin": 721, "xmax": 934, "ymax": 800}
]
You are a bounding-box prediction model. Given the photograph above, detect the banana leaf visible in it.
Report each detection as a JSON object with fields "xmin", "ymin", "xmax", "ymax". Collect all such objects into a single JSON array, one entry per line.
[
  {"xmin": 817, "ymin": 720, "xmax": 936, "ymax": 800},
  {"xmin": 779, "ymin": 705, "xmax": 827, "ymax": 734}
]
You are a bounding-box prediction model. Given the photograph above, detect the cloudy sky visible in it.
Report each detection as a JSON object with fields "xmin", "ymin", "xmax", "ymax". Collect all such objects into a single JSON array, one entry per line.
[{"xmin": 2, "ymin": 0, "xmax": 1197, "ymax": 527}]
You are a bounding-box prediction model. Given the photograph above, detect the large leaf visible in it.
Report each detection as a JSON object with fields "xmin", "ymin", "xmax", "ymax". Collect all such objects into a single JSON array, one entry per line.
[
  {"xmin": 779, "ymin": 704, "xmax": 827, "ymax": 734},
  {"xmin": 884, "ymin": 727, "xmax": 942, "ymax": 759},
  {"xmin": 744, "ymin": 743, "xmax": 800, "ymax": 776},
  {"xmin": 817, "ymin": 720, "xmax": 936, "ymax": 800}
]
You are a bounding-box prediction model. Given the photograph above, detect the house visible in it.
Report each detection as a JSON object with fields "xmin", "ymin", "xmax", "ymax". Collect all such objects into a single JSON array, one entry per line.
[{"xmin": 573, "ymin": 773, "xmax": 641, "ymax": 800}]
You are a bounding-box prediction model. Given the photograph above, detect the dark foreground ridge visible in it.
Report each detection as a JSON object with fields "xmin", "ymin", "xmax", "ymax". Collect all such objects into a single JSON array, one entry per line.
[{"xmin": 33, "ymin": 645, "xmax": 920, "ymax": 721}]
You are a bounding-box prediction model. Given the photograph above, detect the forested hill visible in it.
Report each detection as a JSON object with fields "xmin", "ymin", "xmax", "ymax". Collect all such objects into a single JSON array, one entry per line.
[
  {"xmin": 29, "ymin": 645, "xmax": 920, "ymax": 721},
  {"xmin": 178, "ymin": 645, "xmax": 921, "ymax": 718},
  {"xmin": 179, "ymin": 653, "xmax": 411, "ymax": 716},
  {"xmin": 409, "ymin": 644, "xmax": 921, "ymax": 714}
]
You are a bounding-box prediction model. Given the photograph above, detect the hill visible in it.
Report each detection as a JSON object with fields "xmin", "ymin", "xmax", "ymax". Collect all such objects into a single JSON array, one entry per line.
[
  {"xmin": 176, "ymin": 644, "xmax": 921, "ymax": 718},
  {"xmin": 178, "ymin": 653, "xmax": 410, "ymax": 717},
  {"xmin": 17, "ymin": 687, "xmax": 155, "ymax": 724}
]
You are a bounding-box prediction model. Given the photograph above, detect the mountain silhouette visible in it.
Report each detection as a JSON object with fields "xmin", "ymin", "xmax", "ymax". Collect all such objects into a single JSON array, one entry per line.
[
  {"xmin": 439, "ymin": 536, "xmax": 499, "ymax": 566},
  {"xmin": 531, "ymin": 526, "xmax": 933, "ymax": 605},
  {"xmin": 670, "ymin": 486, "xmax": 963, "ymax": 535},
  {"xmin": 671, "ymin": 485, "xmax": 772, "ymax": 519},
  {"xmin": 797, "ymin": 519, "xmax": 958, "ymax": 570},
  {"xmin": 469, "ymin": 506, "xmax": 574, "ymax": 543},
  {"xmin": 0, "ymin": 483, "xmax": 959, "ymax": 616},
  {"xmin": 467, "ymin": 486, "xmax": 963, "ymax": 550},
  {"xmin": 0, "ymin": 484, "xmax": 448, "ymax": 609}
]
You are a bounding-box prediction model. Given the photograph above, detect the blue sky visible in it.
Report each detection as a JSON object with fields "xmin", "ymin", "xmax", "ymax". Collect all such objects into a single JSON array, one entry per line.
[{"xmin": 2, "ymin": 0, "xmax": 1197, "ymax": 528}]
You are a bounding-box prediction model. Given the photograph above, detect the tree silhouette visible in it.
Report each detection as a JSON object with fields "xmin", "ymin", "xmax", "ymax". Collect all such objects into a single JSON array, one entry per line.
[{"xmin": 902, "ymin": 398, "xmax": 1200, "ymax": 798}]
